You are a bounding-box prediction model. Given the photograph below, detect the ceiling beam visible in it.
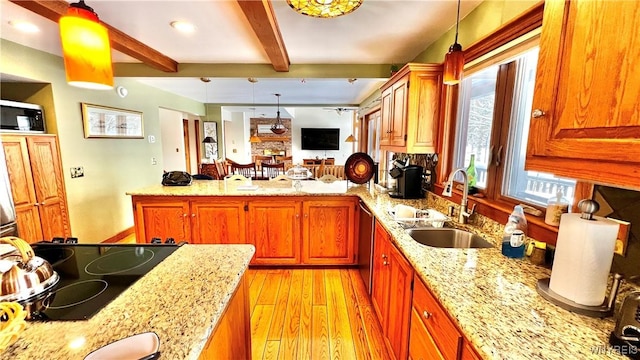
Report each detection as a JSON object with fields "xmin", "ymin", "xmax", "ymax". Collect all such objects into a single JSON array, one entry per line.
[
  {"xmin": 9, "ymin": 0, "xmax": 178, "ymax": 72},
  {"xmin": 235, "ymin": 0, "xmax": 290, "ymax": 72}
]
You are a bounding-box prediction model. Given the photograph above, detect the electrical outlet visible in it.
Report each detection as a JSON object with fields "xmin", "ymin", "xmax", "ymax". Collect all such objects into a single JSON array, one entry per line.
[
  {"xmin": 70, "ymin": 166, "xmax": 84, "ymax": 178},
  {"xmin": 608, "ymin": 217, "xmax": 631, "ymax": 256}
]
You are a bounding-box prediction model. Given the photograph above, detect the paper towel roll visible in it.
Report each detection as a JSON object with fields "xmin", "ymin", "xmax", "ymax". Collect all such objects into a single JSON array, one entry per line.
[{"xmin": 549, "ymin": 213, "xmax": 619, "ymax": 306}]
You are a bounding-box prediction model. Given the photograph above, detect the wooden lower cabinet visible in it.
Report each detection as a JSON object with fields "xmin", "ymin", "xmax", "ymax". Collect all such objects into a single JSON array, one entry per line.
[
  {"xmin": 2, "ymin": 135, "xmax": 71, "ymax": 243},
  {"xmin": 371, "ymin": 219, "xmax": 413, "ymax": 360},
  {"xmin": 411, "ymin": 274, "xmax": 462, "ymax": 360},
  {"xmin": 461, "ymin": 340, "xmax": 482, "ymax": 360},
  {"xmin": 132, "ymin": 195, "xmax": 358, "ymax": 265},
  {"xmin": 191, "ymin": 200, "xmax": 246, "ymax": 244},
  {"xmin": 199, "ymin": 274, "xmax": 251, "ymax": 359},
  {"xmin": 248, "ymin": 199, "xmax": 301, "ymax": 265},
  {"xmin": 134, "ymin": 199, "xmax": 190, "ymax": 243},
  {"xmin": 302, "ymin": 198, "xmax": 357, "ymax": 265}
]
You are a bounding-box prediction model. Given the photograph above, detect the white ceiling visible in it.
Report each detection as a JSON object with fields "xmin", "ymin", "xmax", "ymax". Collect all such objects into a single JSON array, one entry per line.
[{"xmin": 0, "ymin": 0, "xmax": 482, "ymax": 108}]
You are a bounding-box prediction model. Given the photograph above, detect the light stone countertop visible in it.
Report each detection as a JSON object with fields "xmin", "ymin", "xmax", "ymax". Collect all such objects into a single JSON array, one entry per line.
[
  {"xmin": 2, "ymin": 245, "xmax": 255, "ymax": 360},
  {"xmin": 127, "ymin": 180, "xmax": 632, "ymax": 358}
]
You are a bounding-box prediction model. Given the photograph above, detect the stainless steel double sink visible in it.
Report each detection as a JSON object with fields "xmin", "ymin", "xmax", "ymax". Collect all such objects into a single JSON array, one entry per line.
[{"xmin": 406, "ymin": 227, "xmax": 493, "ymax": 249}]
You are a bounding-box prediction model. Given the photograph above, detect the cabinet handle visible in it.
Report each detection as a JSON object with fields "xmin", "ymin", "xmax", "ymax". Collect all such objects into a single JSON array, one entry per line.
[
  {"xmin": 422, "ymin": 310, "xmax": 431, "ymax": 319},
  {"xmin": 34, "ymin": 203, "xmax": 40, "ymax": 207},
  {"xmin": 382, "ymin": 253, "xmax": 387, "ymax": 259},
  {"xmin": 182, "ymin": 213, "xmax": 188, "ymax": 218},
  {"xmin": 304, "ymin": 213, "xmax": 308, "ymax": 218},
  {"xmin": 296, "ymin": 213, "xmax": 300, "ymax": 219},
  {"xmin": 383, "ymin": 260, "xmax": 389, "ymax": 266},
  {"xmin": 191, "ymin": 213, "xmax": 196, "ymax": 217},
  {"xmin": 532, "ymin": 109, "xmax": 545, "ymax": 118}
]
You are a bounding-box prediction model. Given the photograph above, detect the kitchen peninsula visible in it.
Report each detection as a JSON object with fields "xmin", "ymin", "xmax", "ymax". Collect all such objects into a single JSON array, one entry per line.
[
  {"xmin": 127, "ymin": 180, "xmax": 635, "ymax": 359},
  {"xmin": 2, "ymin": 244, "xmax": 254, "ymax": 360}
]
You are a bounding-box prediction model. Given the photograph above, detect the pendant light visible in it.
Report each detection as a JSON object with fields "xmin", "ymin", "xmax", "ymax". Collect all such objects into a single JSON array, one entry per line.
[
  {"xmin": 344, "ymin": 134, "xmax": 356, "ymax": 142},
  {"xmin": 59, "ymin": 0, "xmax": 113, "ymax": 90},
  {"xmin": 287, "ymin": 0, "xmax": 363, "ymax": 18},
  {"xmin": 249, "ymin": 78, "xmax": 262, "ymax": 143},
  {"xmin": 443, "ymin": 0, "xmax": 464, "ymax": 85},
  {"xmin": 270, "ymin": 93, "xmax": 287, "ymax": 135}
]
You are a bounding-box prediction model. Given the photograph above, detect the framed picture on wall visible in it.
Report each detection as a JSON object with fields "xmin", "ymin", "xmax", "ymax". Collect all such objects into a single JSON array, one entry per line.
[
  {"xmin": 81, "ymin": 103, "xmax": 144, "ymax": 139},
  {"xmin": 203, "ymin": 122, "xmax": 218, "ymax": 160}
]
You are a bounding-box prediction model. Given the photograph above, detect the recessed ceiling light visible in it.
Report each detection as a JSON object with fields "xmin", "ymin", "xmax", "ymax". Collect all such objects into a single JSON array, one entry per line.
[
  {"xmin": 170, "ymin": 21, "xmax": 196, "ymax": 34},
  {"xmin": 9, "ymin": 20, "xmax": 39, "ymax": 33}
]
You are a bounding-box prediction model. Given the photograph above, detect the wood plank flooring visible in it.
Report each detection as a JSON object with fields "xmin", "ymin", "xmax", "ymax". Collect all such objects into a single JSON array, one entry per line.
[{"xmin": 246, "ymin": 268, "xmax": 390, "ymax": 360}]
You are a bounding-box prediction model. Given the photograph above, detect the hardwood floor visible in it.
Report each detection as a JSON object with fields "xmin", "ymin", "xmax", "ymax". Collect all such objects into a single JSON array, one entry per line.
[{"xmin": 245, "ymin": 268, "xmax": 390, "ymax": 360}]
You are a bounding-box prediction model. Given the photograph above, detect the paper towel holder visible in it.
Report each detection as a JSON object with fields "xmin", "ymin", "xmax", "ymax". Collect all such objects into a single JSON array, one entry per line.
[{"xmin": 536, "ymin": 274, "xmax": 623, "ymax": 318}]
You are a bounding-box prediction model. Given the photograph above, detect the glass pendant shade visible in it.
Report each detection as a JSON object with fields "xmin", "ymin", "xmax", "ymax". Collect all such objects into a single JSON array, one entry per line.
[
  {"xmin": 249, "ymin": 131, "xmax": 262, "ymax": 143},
  {"xmin": 59, "ymin": 1, "xmax": 113, "ymax": 90},
  {"xmin": 287, "ymin": 0, "xmax": 363, "ymax": 18},
  {"xmin": 443, "ymin": 43, "xmax": 464, "ymax": 85},
  {"xmin": 345, "ymin": 134, "xmax": 356, "ymax": 142}
]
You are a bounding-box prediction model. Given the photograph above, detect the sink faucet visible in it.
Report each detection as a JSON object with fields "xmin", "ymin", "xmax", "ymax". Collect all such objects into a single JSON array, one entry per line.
[{"xmin": 442, "ymin": 168, "xmax": 476, "ymax": 224}]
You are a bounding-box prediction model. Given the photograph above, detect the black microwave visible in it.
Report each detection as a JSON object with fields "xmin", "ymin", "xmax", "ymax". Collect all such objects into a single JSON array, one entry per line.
[{"xmin": 0, "ymin": 99, "xmax": 46, "ymax": 133}]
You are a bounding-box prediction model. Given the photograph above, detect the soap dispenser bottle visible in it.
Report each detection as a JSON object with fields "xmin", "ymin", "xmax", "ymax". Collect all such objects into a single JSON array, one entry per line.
[{"xmin": 501, "ymin": 205, "xmax": 528, "ymax": 258}]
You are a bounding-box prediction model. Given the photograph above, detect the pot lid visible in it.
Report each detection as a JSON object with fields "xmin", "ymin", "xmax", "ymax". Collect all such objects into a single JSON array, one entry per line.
[{"xmin": 0, "ymin": 237, "xmax": 59, "ymax": 302}]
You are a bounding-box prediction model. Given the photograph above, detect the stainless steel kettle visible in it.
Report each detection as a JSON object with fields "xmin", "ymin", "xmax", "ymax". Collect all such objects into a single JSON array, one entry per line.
[{"xmin": 612, "ymin": 291, "xmax": 640, "ymax": 343}]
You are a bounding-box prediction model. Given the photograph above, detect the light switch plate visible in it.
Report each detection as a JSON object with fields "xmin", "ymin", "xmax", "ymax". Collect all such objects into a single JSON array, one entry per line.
[{"xmin": 71, "ymin": 166, "xmax": 84, "ymax": 178}]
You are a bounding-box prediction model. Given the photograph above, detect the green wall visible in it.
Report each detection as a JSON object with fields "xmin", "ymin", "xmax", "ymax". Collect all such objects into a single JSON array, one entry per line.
[
  {"xmin": 1, "ymin": 39, "xmax": 204, "ymax": 243},
  {"xmin": 412, "ymin": 0, "xmax": 540, "ymax": 63}
]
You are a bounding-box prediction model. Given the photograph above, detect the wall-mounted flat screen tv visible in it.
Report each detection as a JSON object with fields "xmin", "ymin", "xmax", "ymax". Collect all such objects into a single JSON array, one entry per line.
[{"xmin": 301, "ymin": 128, "xmax": 340, "ymax": 150}]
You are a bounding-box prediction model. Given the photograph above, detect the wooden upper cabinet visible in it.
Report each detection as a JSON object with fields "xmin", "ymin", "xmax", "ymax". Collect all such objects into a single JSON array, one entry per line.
[
  {"xmin": 302, "ymin": 198, "xmax": 357, "ymax": 265},
  {"xmin": 248, "ymin": 199, "xmax": 301, "ymax": 265},
  {"xmin": 526, "ymin": 0, "xmax": 640, "ymax": 188},
  {"xmin": 2, "ymin": 135, "xmax": 70, "ymax": 243},
  {"xmin": 379, "ymin": 63, "xmax": 444, "ymax": 153},
  {"xmin": 134, "ymin": 199, "xmax": 190, "ymax": 243},
  {"xmin": 191, "ymin": 200, "xmax": 246, "ymax": 244}
]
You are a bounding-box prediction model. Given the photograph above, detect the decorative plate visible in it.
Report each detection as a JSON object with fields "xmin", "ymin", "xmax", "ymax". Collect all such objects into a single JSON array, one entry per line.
[{"xmin": 345, "ymin": 152, "xmax": 375, "ymax": 184}]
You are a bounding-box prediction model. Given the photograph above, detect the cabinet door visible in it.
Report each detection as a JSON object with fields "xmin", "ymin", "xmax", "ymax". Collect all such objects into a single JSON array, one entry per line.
[
  {"xmin": 134, "ymin": 199, "xmax": 190, "ymax": 243},
  {"xmin": 191, "ymin": 200, "xmax": 246, "ymax": 244},
  {"xmin": 385, "ymin": 241, "xmax": 413, "ymax": 360},
  {"xmin": 460, "ymin": 341, "xmax": 482, "ymax": 360},
  {"xmin": 409, "ymin": 307, "xmax": 445, "ymax": 360},
  {"xmin": 412, "ymin": 275, "xmax": 461, "ymax": 360},
  {"xmin": 390, "ymin": 75, "xmax": 409, "ymax": 147},
  {"xmin": 380, "ymin": 87, "xmax": 393, "ymax": 146},
  {"xmin": 2, "ymin": 137, "xmax": 42, "ymax": 243},
  {"xmin": 410, "ymin": 71, "xmax": 443, "ymax": 151},
  {"xmin": 527, "ymin": 0, "xmax": 640, "ymax": 188},
  {"xmin": 248, "ymin": 200, "xmax": 301, "ymax": 265},
  {"xmin": 302, "ymin": 198, "xmax": 356, "ymax": 265},
  {"xmin": 371, "ymin": 220, "xmax": 390, "ymax": 330},
  {"xmin": 26, "ymin": 136, "xmax": 70, "ymax": 240}
]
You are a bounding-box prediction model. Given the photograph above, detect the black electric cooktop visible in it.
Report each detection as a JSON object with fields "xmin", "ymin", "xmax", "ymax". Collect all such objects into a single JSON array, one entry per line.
[{"xmin": 31, "ymin": 243, "xmax": 182, "ymax": 321}]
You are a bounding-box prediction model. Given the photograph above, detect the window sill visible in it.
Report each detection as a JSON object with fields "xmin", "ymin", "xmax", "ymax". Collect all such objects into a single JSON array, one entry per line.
[{"xmin": 432, "ymin": 184, "xmax": 560, "ymax": 246}]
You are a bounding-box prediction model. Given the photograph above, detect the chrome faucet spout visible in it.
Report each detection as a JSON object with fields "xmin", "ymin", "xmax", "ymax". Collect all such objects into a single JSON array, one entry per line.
[{"xmin": 442, "ymin": 168, "xmax": 474, "ymax": 223}]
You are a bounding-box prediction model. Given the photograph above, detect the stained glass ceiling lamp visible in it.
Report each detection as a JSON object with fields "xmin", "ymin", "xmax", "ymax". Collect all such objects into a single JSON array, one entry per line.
[
  {"xmin": 59, "ymin": 0, "xmax": 113, "ymax": 90},
  {"xmin": 287, "ymin": 0, "xmax": 363, "ymax": 18},
  {"xmin": 271, "ymin": 94, "xmax": 287, "ymax": 135},
  {"xmin": 443, "ymin": 0, "xmax": 464, "ymax": 85}
]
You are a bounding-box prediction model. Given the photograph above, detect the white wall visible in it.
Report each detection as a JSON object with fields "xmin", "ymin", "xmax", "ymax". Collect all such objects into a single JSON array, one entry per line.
[
  {"xmin": 291, "ymin": 108, "xmax": 353, "ymax": 165},
  {"xmin": 159, "ymin": 108, "xmax": 186, "ymax": 171},
  {"xmin": 223, "ymin": 111, "xmax": 250, "ymax": 163}
]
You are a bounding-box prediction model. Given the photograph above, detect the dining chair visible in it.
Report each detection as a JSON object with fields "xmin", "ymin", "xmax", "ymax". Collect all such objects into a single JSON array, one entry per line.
[
  {"xmin": 324, "ymin": 158, "xmax": 335, "ymax": 165},
  {"xmin": 262, "ymin": 162, "xmax": 285, "ymax": 179},
  {"xmin": 231, "ymin": 162, "xmax": 257, "ymax": 179},
  {"xmin": 214, "ymin": 160, "xmax": 227, "ymax": 179},
  {"xmin": 253, "ymin": 155, "xmax": 273, "ymax": 169}
]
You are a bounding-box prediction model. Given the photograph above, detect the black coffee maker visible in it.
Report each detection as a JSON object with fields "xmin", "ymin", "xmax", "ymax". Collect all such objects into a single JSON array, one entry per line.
[{"xmin": 389, "ymin": 165, "xmax": 424, "ymax": 199}]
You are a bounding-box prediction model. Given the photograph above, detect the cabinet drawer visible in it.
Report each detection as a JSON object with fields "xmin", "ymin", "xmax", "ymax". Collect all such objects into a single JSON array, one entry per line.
[
  {"xmin": 412, "ymin": 276, "xmax": 461, "ymax": 360},
  {"xmin": 409, "ymin": 307, "xmax": 444, "ymax": 360}
]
